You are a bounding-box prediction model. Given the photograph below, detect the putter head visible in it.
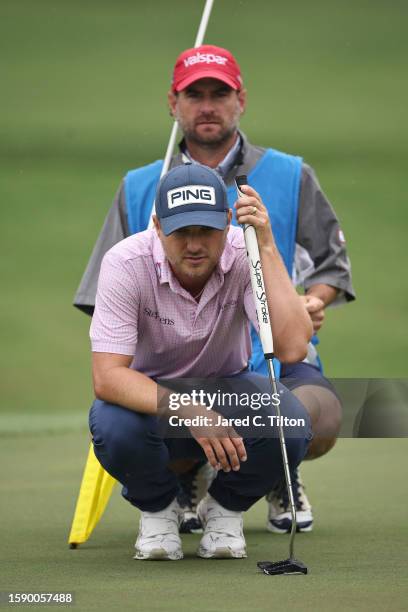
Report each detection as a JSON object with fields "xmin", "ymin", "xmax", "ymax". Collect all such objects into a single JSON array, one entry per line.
[{"xmin": 257, "ymin": 558, "xmax": 308, "ymax": 575}]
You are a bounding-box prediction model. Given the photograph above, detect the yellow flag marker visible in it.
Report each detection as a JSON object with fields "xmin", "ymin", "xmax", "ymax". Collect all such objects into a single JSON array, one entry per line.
[{"xmin": 68, "ymin": 443, "xmax": 116, "ymax": 547}]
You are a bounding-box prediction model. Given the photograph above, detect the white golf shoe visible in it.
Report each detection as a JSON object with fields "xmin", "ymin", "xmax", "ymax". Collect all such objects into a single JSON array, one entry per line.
[
  {"xmin": 134, "ymin": 498, "xmax": 183, "ymax": 560},
  {"xmin": 266, "ymin": 468, "xmax": 313, "ymax": 534},
  {"xmin": 178, "ymin": 460, "xmax": 216, "ymax": 534},
  {"xmin": 196, "ymin": 494, "xmax": 247, "ymax": 559}
]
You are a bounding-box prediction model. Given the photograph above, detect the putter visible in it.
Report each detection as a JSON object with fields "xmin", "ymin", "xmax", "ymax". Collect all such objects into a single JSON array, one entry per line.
[{"xmin": 235, "ymin": 176, "xmax": 308, "ymax": 576}]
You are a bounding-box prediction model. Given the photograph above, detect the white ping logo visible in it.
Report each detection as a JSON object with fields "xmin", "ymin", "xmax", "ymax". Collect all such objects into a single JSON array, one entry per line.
[{"xmin": 167, "ymin": 185, "xmax": 216, "ymax": 208}]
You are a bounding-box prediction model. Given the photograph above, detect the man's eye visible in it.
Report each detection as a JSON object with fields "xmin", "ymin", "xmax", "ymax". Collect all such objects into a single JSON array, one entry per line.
[{"xmin": 198, "ymin": 227, "xmax": 216, "ymax": 237}]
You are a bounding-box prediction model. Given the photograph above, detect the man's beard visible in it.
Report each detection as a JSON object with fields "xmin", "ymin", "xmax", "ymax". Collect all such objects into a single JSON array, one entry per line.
[
  {"xmin": 170, "ymin": 258, "xmax": 216, "ymax": 288},
  {"xmin": 177, "ymin": 114, "xmax": 240, "ymax": 149}
]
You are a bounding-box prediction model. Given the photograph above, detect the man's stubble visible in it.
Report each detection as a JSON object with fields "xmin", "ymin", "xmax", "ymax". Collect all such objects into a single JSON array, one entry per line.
[{"xmin": 175, "ymin": 107, "xmax": 241, "ymax": 150}]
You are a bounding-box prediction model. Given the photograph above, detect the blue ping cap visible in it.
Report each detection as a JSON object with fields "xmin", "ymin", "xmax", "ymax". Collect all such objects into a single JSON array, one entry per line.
[{"xmin": 155, "ymin": 163, "xmax": 229, "ymax": 236}]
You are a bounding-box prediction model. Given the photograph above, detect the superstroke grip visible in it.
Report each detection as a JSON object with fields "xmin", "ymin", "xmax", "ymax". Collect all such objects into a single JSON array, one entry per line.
[{"xmin": 235, "ymin": 176, "xmax": 274, "ymax": 359}]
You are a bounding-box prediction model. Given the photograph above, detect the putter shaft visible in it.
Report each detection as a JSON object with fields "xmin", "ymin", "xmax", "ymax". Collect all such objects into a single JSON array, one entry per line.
[{"xmin": 266, "ymin": 359, "xmax": 297, "ymax": 559}]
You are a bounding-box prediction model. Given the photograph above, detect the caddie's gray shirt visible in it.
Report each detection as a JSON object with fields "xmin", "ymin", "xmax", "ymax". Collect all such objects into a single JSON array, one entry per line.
[{"xmin": 74, "ymin": 133, "xmax": 355, "ymax": 314}]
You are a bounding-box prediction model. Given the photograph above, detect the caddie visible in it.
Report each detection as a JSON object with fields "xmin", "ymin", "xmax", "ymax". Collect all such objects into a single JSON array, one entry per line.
[
  {"xmin": 75, "ymin": 44, "xmax": 355, "ymax": 534},
  {"xmin": 89, "ymin": 162, "xmax": 313, "ymax": 560}
]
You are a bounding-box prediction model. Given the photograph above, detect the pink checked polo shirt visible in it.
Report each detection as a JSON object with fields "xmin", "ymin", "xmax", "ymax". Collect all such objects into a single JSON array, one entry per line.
[{"xmin": 90, "ymin": 226, "xmax": 258, "ymax": 378}]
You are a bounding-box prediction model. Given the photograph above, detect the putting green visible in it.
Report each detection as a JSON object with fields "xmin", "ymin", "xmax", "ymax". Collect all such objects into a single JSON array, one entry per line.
[
  {"xmin": 1, "ymin": 433, "xmax": 406, "ymax": 611},
  {"xmin": 1, "ymin": 1, "xmax": 407, "ymax": 609}
]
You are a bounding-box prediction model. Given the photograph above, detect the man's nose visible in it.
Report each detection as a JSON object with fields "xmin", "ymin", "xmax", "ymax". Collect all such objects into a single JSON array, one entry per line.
[
  {"xmin": 185, "ymin": 233, "xmax": 204, "ymax": 253},
  {"xmin": 199, "ymin": 95, "xmax": 216, "ymax": 114}
]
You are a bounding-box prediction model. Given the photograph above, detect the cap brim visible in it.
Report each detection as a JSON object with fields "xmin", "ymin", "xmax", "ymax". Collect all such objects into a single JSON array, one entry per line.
[
  {"xmin": 160, "ymin": 210, "xmax": 228, "ymax": 236},
  {"xmin": 174, "ymin": 70, "xmax": 240, "ymax": 92}
]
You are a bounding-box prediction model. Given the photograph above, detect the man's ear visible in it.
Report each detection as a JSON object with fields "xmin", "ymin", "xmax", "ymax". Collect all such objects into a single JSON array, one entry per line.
[
  {"xmin": 167, "ymin": 90, "xmax": 177, "ymax": 118},
  {"xmin": 238, "ymin": 88, "xmax": 247, "ymax": 115},
  {"xmin": 225, "ymin": 209, "xmax": 233, "ymax": 234},
  {"xmin": 152, "ymin": 215, "xmax": 161, "ymax": 235}
]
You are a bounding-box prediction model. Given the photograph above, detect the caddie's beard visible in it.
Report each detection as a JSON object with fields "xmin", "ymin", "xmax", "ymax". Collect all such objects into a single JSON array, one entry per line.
[{"xmin": 176, "ymin": 112, "xmax": 240, "ymax": 149}]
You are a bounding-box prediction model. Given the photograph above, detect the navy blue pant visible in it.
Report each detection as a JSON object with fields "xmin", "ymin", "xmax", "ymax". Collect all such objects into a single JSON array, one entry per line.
[{"xmin": 89, "ymin": 372, "xmax": 312, "ymax": 512}]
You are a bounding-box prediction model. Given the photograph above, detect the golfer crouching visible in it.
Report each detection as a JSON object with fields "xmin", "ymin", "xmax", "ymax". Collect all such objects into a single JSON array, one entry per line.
[{"xmin": 89, "ymin": 163, "xmax": 313, "ymax": 560}]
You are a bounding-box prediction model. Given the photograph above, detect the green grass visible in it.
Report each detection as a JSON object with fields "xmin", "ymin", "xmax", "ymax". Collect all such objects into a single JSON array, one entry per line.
[
  {"xmin": 1, "ymin": 435, "xmax": 407, "ymax": 611},
  {"xmin": 1, "ymin": 0, "xmax": 407, "ymax": 418},
  {"xmin": 1, "ymin": 2, "xmax": 407, "ymax": 609}
]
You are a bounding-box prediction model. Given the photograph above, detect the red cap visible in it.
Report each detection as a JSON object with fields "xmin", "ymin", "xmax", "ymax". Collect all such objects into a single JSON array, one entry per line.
[{"xmin": 172, "ymin": 45, "xmax": 243, "ymax": 92}]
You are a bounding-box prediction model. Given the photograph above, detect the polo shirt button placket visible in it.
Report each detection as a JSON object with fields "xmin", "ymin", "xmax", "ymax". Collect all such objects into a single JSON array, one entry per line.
[
  {"xmin": 190, "ymin": 303, "xmax": 197, "ymax": 332},
  {"xmin": 193, "ymin": 306, "xmax": 206, "ymax": 335}
]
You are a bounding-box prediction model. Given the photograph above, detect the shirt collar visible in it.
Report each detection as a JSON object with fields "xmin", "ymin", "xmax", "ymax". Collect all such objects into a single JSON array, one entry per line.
[{"xmin": 152, "ymin": 231, "xmax": 171, "ymax": 285}]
